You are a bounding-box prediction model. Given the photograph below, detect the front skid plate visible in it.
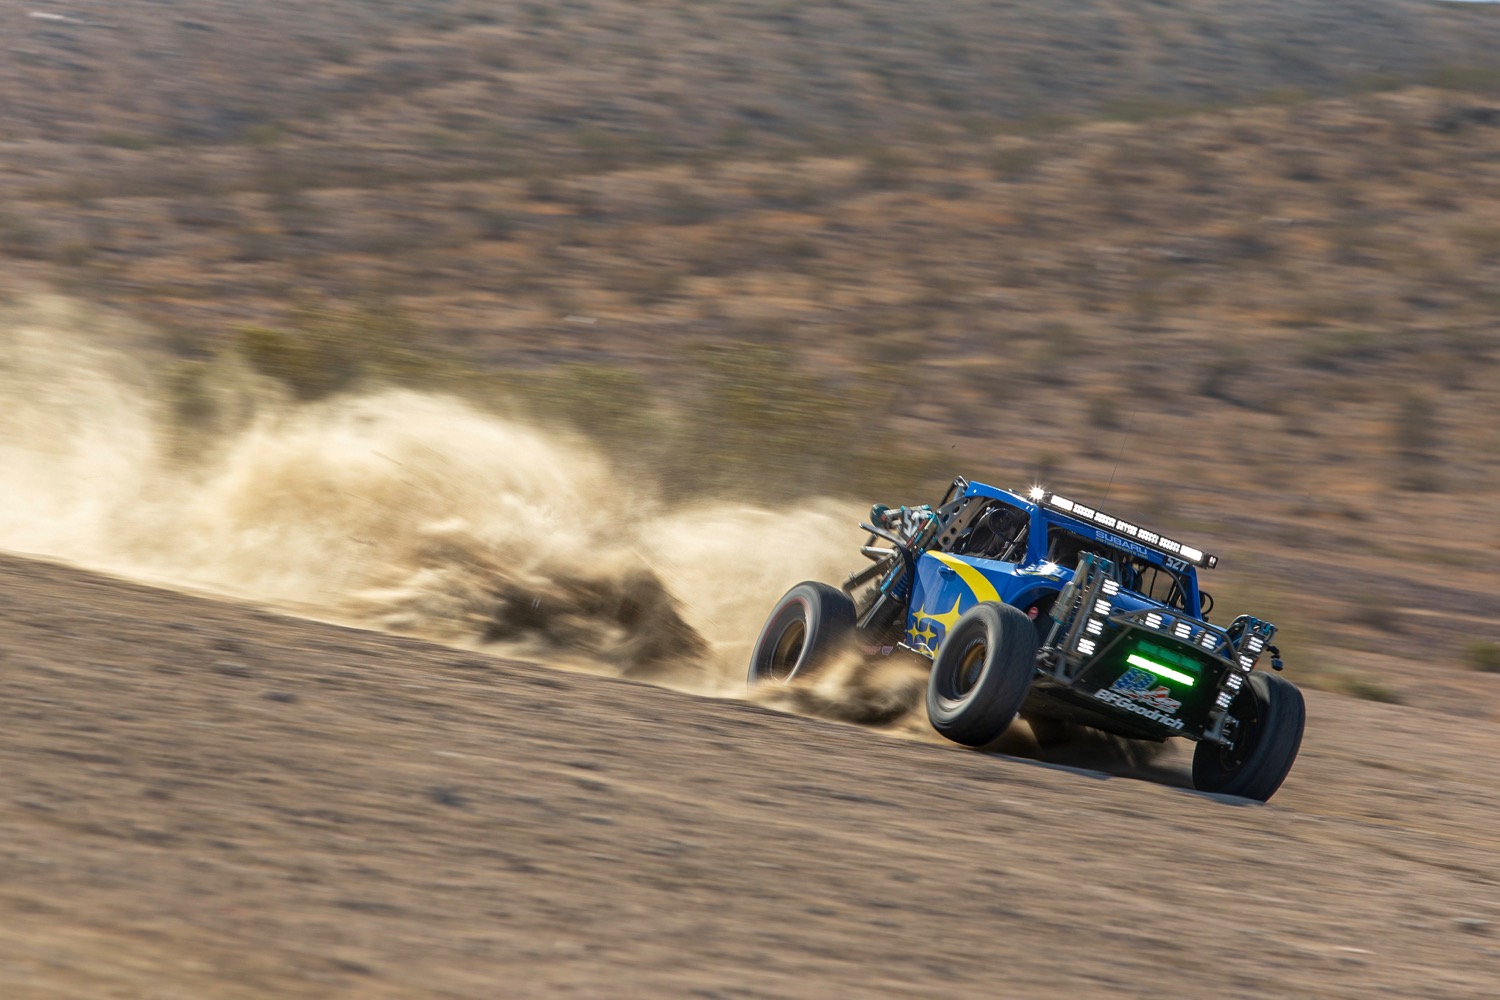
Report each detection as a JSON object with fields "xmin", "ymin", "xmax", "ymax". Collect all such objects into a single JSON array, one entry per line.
[{"xmin": 1022, "ymin": 684, "xmax": 1199, "ymax": 742}]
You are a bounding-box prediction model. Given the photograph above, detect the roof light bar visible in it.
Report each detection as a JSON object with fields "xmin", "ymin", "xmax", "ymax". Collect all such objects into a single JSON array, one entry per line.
[{"xmin": 1031, "ymin": 491, "xmax": 1219, "ymax": 569}]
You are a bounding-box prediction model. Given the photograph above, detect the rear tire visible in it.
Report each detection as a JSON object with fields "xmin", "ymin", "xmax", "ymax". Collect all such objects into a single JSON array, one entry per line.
[
  {"xmin": 1192, "ymin": 672, "xmax": 1305, "ymax": 802},
  {"xmin": 926, "ymin": 603, "xmax": 1039, "ymax": 747},
  {"xmin": 747, "ymin": 582, "xmax": 857, "ymax": 686}
]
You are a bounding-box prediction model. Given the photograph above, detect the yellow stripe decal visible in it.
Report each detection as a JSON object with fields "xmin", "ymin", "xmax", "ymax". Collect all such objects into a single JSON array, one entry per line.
[{"xmin": 928, "ymin": 552, "xmax": 1001, "ymax": 604}]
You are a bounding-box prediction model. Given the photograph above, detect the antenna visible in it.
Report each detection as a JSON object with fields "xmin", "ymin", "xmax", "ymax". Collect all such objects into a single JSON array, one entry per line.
[{"xmin": 1102, "ymin": 407, "xmax": 1138, "ymax": 502}]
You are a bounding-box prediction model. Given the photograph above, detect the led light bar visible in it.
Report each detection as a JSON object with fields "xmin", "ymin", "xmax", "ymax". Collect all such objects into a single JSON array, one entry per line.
[
  {"xmin": 1031, "ymin": 491, "xmax": 1219, "ymax": 569},
  {"xmin": 1125, "ymin": 653, "xmax": 1197, "ymax": 687}
]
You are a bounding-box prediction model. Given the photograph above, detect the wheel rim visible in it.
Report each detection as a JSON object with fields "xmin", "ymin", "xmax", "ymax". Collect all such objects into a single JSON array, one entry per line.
[
  {"xmin": 1211, "ymin": 688, "xmax": 1263, "ymax": 772},
  {"xmin": 954, "ymin": 639, "xmax": 987, "ymax": 696},
  {"xmin": 768, "ymin": 619, "xmax": 807, "ymax": 681}
]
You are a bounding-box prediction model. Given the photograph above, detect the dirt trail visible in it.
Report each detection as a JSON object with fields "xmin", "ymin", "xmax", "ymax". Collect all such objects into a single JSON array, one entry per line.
[{"xmin": 2, "ymin": 552, "xmax": 1499, "ymax": 999}]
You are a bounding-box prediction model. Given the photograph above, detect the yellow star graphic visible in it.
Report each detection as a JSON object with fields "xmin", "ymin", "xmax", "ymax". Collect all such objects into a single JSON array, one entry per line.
[
  {"xmin": 913, "ymin": 596, "xmax": 963, "ymax": 635},
  {"xmin": 907, "ymin": 596, "xmax": 963, "ymax": 654}
]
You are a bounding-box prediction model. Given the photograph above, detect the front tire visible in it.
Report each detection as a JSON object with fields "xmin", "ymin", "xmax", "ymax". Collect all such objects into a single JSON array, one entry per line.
[
  {"xmin": 747, "ymin": 582, "xmax": 857, "ymax": 686},
  {"xmin": 926, "ymin": 603, "xmax": 1039, "ymax": 747},
  {"xmin": 1192, "ymin": 672, "xmax": 1305, "ymax": 802}
]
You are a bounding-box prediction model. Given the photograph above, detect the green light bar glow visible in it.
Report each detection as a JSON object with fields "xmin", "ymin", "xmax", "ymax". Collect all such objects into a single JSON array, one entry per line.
[{"xmin": 1126, "ymin": 654, "xmax": 1197, "ymax": 687}]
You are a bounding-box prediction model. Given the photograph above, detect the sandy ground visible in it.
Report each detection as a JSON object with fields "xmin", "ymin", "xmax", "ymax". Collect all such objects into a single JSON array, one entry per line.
[{"xmin": 2, "ymin": 551, "xmax": 1499, "ymax": 999}]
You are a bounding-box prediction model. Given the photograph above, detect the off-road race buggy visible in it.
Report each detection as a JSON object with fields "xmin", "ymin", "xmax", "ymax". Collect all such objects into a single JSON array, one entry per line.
[{"xmin": 748, "ymin": 478, "xmax": 1305, "ymax": 802}]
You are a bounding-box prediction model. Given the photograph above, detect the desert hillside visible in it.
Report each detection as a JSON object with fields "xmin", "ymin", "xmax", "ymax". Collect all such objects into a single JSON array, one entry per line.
[
  {"xmin": 4, "ymin": 1, "xmax": 1500, "ymax": 996},
  {"xmin": 5, "ymin": 1, "xmax": 1499, "ymax": 703}
]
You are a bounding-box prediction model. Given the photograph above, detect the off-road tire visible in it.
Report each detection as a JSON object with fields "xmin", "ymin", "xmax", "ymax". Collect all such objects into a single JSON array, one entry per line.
[
  {"xmin": 1192, "ymin": 672, "xmax": 1305, "ymax": 802},
  {"xmin": 747, "ymin": 582, "xmax": 857, "ymax": 686},
  {"xmin": 926, "ymin": 602, "xmax": 1039, "ymax": 747}
]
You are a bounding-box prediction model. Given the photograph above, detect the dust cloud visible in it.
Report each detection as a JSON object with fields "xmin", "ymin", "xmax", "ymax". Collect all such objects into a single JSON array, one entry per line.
[
  {"xmin": 745, "ymin": 650, "xmax": 932, "ymax": 732},
  {"xmin": 0, "ymin": 296, "xmax": 861, "ymax": 692},
  {"xmin": 0, "ymin": 296, "xmax": 1185, "ymax": 755}
]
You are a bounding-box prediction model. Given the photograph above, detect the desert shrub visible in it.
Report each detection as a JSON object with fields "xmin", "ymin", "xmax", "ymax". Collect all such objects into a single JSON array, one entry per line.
[
  {"xmin": 0, "ymin": 213, "xmax": 48, "ymax": 259},
  {"xmin": 508, "ymin": 364, "xmax": 660, "ymax": 453},
  {"xmin": 1030, "ymin": 322, "xmax": 1080, "ymax": 386},
  {"xmin": 237, "ymin": 325, "xmax": 360, "ymax": 401},
  {"xmin": 163, "ymin": 360, "xmax": 220, "ymax": 429},
  {"xmin": 1194, "ymin": 341, "xmax": 1244, "ymax": 400},
  {"xmin": 50, "ymin": 242, "xmax": 96, "ymax": 267},
  {"xmin": 1219, "ymin": 227, "xmax": 1278, "ymax": 262},
  {"xmin": 1340, "ymin": 675, "xmax": 1402, "ymax": 704},
  {"xmin": 151, "ymin": 296, "xmax": 944, "ymax": 507},
  {"xmin": 607, "ymin": 264, "xmax": 682, "ymax": 306},
  {"xmin": 241, "ymin": 124, "xmax": 282, "ymax": 148},
  {"xmin": 663, "ymin": 343, "xmax": 857, "ymax": 492},
  {"xmin": 1349, "ymin": 595, "xmax": 1405, "ymax": 634},
  {"xmin": 860, "ymin": 148, "xmax": 914, "ymax": 190},
  {"xmin": 1099, "ymin": 97, "xmax": 1209, "ymax": 124},
  {"xmin": 772, "ymin": 236, "xmax": 822, "ymax": 261},
  {"xmin": 1391, "ymin": 393, "xmax": 1440, "ymax": 489},
  {"xmin": 1455, "ymin": 224, "xmax": 1500, "ymax": 265},
  {"xmin": 574, "ymin": 127, "xmax": 629, "ymax": 172},
  {"xmin": 1465, "ymin": 641, "xmax": 1500, "ymax": 673},
  {"xmin": 171, "ymin": 198, "xmax": 241, "ymax": 230},
  {"xmin": 474, "ymin": 208, "xmax": 517, "ymax": 241},
  {"xmin": 234, "ymin": 230, "xmax": 280, "ymax": 262},
  {"xmin": 990, "ymin": 144, "xmax": 1043, "ymax": 182},
  {"xmin": 1087, "ymin": 395, "xmax": 1121, "ymax": 430},
  {"xmin": 656, "ymin": 183, "xmax": 716, "ymax": 226},
  {"xmin": 654, "ymin": 342, "xmax": 937, "ymax": 502},
  {"xmin": 498, "ymin": 348, "xmax": 943, "ymax": 503},
  {"xmin": 1279, "ymin": 148, "xmax": 1324, "ymax": 183},
  {"xmin": 233, "ymin": 301, "xmax": 448, "ymax": 402},
  {"xmin": 1296, "ymin": 329, "xmax": 1392, "ymax": 372},
  {"xmin": 1428, "ymin": 64, "xmax": 1500, "ymax": 94}
]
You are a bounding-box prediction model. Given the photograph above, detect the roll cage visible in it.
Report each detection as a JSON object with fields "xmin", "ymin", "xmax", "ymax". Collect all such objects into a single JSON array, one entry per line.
[{"xmin": 929, "ymin": 480, "xmax": 1210, "ymax": 621}]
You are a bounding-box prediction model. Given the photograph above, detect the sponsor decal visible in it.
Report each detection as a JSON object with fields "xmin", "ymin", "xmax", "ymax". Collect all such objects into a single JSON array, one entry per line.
[
  {"xmin": 907, "ymin": 595, "xmax": 963, "ymax": 655},
  {"xmin": 1112, "ymin": 667, "xmax": 1182, "ymax": 712},
  {"xmin": 1095, "ymin": 689, "xmax": 1185, "ymax": 729},
  {"xmin": 1093, "ymin": 668, "xmax": 1185, "ymax": 729},
  {"xmin": 1096, "ymin": 530, "xmax": 1153, "ymax": 560}
]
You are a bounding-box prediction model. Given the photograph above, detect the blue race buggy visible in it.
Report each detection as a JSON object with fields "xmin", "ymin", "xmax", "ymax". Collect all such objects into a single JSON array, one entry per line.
[{"xmin": 748, "ymin": 477, "xmax": 1305, "ymax": 802}]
